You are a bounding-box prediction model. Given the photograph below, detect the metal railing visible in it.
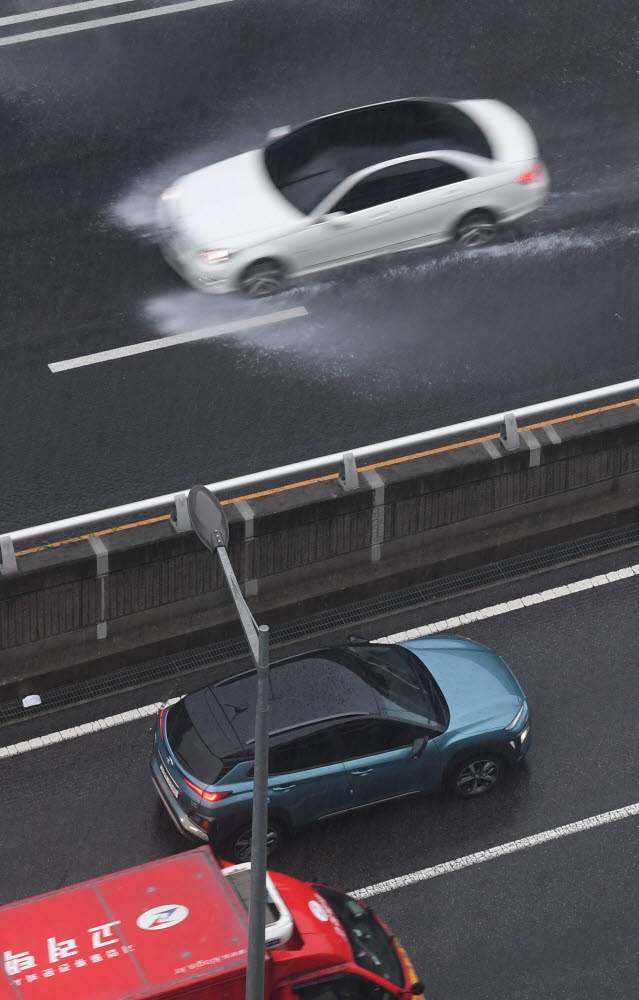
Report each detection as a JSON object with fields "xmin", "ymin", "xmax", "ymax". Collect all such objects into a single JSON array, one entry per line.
[{"xmin": 2, "ymin": 375, "xmax": 639, "ymax": 574}]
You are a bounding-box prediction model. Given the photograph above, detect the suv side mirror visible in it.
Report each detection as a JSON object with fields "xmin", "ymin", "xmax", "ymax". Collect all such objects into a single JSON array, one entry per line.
[{"xmin": 412, "ymin": 736, "xmax": 428, "ymax": 759}]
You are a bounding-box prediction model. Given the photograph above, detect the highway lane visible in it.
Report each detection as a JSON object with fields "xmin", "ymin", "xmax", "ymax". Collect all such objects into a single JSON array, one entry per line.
[
  {"xmin": 0, "ymin": 548, "xmax": 638, "ymax": 998},
  {"xmin": 1, "ymin": 0, "xmax": 638, "ymax": 531}
]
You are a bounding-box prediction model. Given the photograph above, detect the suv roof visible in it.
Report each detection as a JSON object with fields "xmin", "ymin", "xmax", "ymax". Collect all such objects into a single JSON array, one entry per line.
[{"xmin": 207, "ymin": 648, "xmax": 380, "ymax": 749}]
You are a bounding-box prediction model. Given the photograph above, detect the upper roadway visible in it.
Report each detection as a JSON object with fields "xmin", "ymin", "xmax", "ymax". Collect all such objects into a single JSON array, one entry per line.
[{"xmin": 1, "ymin": 0, "xmax": 637, "ymax": 532}]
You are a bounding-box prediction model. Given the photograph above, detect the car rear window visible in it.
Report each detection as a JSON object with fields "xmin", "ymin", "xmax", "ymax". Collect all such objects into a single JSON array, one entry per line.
[{"xmin": 165, "ymin": 701, "xmax": 226, "ymax": 783}]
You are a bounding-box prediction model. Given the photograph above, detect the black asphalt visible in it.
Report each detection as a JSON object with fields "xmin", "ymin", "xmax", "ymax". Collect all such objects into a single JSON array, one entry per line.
[
  {"xmin": 1, "ymin": 552, "xmax": 638, "ymax": 997},
  {"xmin": 1, "ymin": 0, "xmax": 638, "ymax": 530}
]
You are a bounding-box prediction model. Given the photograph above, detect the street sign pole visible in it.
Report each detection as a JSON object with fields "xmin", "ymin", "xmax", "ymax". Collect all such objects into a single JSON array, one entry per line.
[{"xmin": 186, "ymin": 486, "xmax": 270, "ymax": 1000}]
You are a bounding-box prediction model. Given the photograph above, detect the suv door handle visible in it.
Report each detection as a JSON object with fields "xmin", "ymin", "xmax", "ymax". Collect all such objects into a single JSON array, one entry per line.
[
  {"xmin": 271, "ymin": 784, "xmax": 296, "ymax": 791},
  {"xmin": 351, "ymin": 768, "xmax": 373, "ymax": 775}
]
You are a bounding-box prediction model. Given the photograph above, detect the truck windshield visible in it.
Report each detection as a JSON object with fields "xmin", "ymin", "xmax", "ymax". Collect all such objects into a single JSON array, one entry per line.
[{"xmin": 312, "ymin": 885, "xmax": 404, "ymax": 987}]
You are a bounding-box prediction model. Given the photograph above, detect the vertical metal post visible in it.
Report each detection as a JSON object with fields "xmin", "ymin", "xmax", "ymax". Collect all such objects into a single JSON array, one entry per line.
[{"xmin": 245, "ymin": 624, "xmax": 270, "ymax": 1000}]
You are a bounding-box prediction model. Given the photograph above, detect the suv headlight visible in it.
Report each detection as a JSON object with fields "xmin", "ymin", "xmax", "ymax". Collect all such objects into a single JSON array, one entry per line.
[
  {"xmin": 199, "ymin": 249, "xmax": 230, "ymax": 264},
  {"xmin": 505, "ymin": 703, "xmax": 526, "ymax": 731}
]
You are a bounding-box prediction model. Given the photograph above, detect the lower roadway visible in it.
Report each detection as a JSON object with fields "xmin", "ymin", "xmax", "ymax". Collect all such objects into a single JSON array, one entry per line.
[{"xmin": 1, "ymin": 544, "xmax": 638, "ymax": 996}]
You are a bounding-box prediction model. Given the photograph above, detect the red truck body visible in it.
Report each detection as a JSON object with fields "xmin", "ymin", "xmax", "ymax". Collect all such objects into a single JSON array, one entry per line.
[{"xmin": 1, "ymin": 848, "xmax": 421, "ymax": 1000}]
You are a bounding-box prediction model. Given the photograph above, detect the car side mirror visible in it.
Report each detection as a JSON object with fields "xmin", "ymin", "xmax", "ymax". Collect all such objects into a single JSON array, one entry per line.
[
  {"xmin": 314, "ymin": 211, "xmax": 347, "ymax": 226},
  {"xmin": 412, "ymin": 736, "xmax": 428, "ymax": 759},
  {"xmin": 410, "ymin": 982, "xmax": 425, "ymax": 996},
  {"xmin": 347, "ymin": 634, "xmax": 368, "ymax": 644},
  {"xmin": 266, "ymin": 125, "xmax": 291, "ymax": 142},
  {"xmin": 325, "ymin": 211, "xmax": 346, "ymax": 226}
]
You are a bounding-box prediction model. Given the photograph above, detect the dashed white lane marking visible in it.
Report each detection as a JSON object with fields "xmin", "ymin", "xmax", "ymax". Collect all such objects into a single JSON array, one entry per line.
[
  {"xmin": 0, "ymin": 0, "xmax": 135, "ymax": 28},
  {"xmin": 351, "ymin": 801, "xmax": 639, "ymax": 899},
  {"xmin": 0, "ymin": 0, "xmax": 234, "ymax": 47},
  {"xmin": 0, "ymin": 561, "xmax": 637, "ymax": 758},
  {"xmin": 49, "ymin": 307, "xmax": 308, "ymax": 371}
]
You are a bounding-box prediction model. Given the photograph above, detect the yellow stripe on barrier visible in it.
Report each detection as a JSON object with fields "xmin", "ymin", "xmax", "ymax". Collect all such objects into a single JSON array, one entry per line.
[{"xmin": 14, "ymin": 396, "xmax": 639, "ymax": 559}]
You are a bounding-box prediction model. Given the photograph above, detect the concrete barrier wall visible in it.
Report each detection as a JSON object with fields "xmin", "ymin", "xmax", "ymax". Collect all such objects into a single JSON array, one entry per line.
[{"xmin": 2, "ymin": 404, "xmax": 638, "ymax": 695}]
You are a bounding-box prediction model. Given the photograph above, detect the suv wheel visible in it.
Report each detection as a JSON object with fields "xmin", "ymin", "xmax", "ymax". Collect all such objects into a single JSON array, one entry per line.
[
  {"xmin": 227, "ymin": 819, "xmax": 286, "ymax": 863},
  {"xmin": 450, "ymin": 754, "xmax": 504, "ymax": 797}
]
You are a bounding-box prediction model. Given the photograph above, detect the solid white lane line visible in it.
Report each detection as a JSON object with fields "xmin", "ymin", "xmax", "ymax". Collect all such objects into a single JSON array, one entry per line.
[
  {"xmin": 0, "ymin": 0, "xmax": 135, "ymax": 29},
  {"xmin": 1, "ymin": 559, "xmax": 637, "ymax": 758},
  {"xmin": 352, "ymin": 801, "xmax": 639, "ymax": 899},
  {"xmin": 49, "ymin": 306, "xmax": 308, "ymax": 371},
  {"xmin": 0, "ymin": 698, "xmax": 181, "ymax": 758},
  {"xmin": 0, "ymin": 0, "xmax": 234, "ymax": 46},
  {"xmin": 373, "ymin": 564, "xmax": 639, "ymax": 645}
]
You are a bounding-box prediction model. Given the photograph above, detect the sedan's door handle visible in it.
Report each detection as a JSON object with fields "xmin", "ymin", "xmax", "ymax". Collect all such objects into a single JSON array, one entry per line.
[
  {"xmin": 371, "ymin": 211, "xmax": 391, "ymax": 220},
  {"xmin": 351, "ymin": 768, "xmax": 373, "ymax": 775},
  {"xmin": 271, "ymin": 784, "xmax": 296, "ymax": 791}
]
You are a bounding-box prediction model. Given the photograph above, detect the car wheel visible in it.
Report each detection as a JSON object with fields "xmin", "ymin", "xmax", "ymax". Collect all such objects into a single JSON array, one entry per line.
[
  {"xmin": 239, "ymin": 260, "xmax": 284, "ymax": 298},
  {"xmin": 455, "ymin": 210, "xmax": 497, "ymax": 248},
  {"xmin": 227, "ymin": 819, "xmax": 286, "ymax": 863},
  {"xmin": 450, "ymin": 754, "xmax": 504, "ymax": 797}
]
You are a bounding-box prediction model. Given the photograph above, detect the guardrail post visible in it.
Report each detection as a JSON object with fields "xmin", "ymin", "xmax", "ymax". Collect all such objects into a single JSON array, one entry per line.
[
  {"xmin": 338, "ymin": 451, "xmax": 359, "ymax": 492},
  {"xmin": 169, "ymin": 491, "xmax": 191, "ymax": 533},
  {"xmin": 500, "ymin": 412, "xmax": 520, "ymax": 451},
  {"xmin": 89, "ymin": 536, "xmax": 109, "ymax": 640},
  {"xmin": 235, "ymin": 500, "xmax": 258, "ymax": 597},
  {"xmin": 362, "ymin": 470, "xmax": 385, "ymax": 561},
  {"xmin": 0, "ymin": 535, "xmax": 17, "ymax": 576}
]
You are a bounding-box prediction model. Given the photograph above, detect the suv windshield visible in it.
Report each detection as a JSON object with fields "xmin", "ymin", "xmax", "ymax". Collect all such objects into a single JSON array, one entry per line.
[
  {"xmin": 344, "ymin": 644, "xmax": 447, "ymax": 730},
  {"xmin": 312, "ymin": 885, "xmax": 404, "ymax": 987}
]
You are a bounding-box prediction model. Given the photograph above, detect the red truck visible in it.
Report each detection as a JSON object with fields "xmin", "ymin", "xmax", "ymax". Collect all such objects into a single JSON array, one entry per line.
[{"xmin": 1, "ymin": 847, "xmax": 424, "ymax": 1000}]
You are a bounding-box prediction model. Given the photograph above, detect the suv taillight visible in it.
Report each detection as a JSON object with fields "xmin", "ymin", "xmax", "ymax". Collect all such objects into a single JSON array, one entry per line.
[
  {"xmin": 183, "ymin": 777, "xmax": 233, "ymax": 803},
  {"xmin": 159, "ymin": 706, "xmax": 167, "ymax": 740},
  {"xmin": 514, "ymin": 163, "xmax": 544, "ymax": 184}
]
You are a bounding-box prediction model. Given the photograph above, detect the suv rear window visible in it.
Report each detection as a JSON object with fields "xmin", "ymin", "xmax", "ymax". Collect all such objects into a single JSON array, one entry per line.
[{"xmin": 166, "ymin": 701, "xmax": 225, "ymax": 783}]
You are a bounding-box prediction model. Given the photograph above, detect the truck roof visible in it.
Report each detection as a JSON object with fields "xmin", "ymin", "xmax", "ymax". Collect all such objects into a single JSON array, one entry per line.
[{"xmin": 0, "ymin": 849, "xmax": 250, "ymax": 1000}]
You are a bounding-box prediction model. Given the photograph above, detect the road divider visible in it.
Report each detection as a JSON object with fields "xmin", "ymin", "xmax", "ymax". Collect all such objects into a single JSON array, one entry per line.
[{"xmin": 1, "ymin": 395, "xmax": 639, "ymax": 697}]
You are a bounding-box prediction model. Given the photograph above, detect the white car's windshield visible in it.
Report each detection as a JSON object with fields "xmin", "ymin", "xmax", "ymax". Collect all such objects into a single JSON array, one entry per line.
[{"xmin": 263, "ymin": 99, "xmax": 491, "ymax": 214}]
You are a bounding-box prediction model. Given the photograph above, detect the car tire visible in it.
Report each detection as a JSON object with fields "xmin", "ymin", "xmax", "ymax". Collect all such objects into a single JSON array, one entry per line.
[
  {"xmin": 449, "ymin": 753, "xmax": 504, "ymax": 797},
  {"xmin": 239, "ymin": 260, "xmax": 284, "ymax": 298},
  {"xmin": 226, "ymin": 818, "xmax": 286, "ymax": 863},
  {"xmin": 455, "ymin": 210, "xmax": 497, "ymax": 248}
]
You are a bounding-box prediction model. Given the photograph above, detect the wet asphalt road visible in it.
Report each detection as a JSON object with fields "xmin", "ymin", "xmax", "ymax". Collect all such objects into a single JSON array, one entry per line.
[
  {"xmin": 0, "ymin": 0, "xmax": 638, "ymax": 530},
  {"xmin": 1, "ymin": 548, "xmax": 638, "ymax": 998}
]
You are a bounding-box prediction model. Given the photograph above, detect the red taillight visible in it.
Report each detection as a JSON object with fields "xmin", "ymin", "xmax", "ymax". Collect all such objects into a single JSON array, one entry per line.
[
  {"xmin": 159, "ymin": 706, "xmax": 167, "ymax": 740},
  {"xmin": 183, "ymin": 777, "xmax": 232, "ymax": 803},
  {"xmin": 514, "ymin": 163, "xmax": 544, "ymax": 184}
]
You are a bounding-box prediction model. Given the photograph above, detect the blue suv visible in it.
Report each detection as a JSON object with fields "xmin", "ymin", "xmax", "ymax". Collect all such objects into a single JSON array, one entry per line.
[{"xmin": 150, "ymin": 637, "xmax": 531, "ymax": 861}]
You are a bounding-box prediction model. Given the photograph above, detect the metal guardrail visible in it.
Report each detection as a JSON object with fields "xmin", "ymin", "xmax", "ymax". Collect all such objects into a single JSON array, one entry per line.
[{"xmin": 2, "ymin": 375, "xmax": 639, "ymax": 574}]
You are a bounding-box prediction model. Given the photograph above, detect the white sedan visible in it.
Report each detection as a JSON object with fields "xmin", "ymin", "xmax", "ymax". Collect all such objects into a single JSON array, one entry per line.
[{"xmin": 157, "ymin": 97, "xmax": 549, "ymax": 297}]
